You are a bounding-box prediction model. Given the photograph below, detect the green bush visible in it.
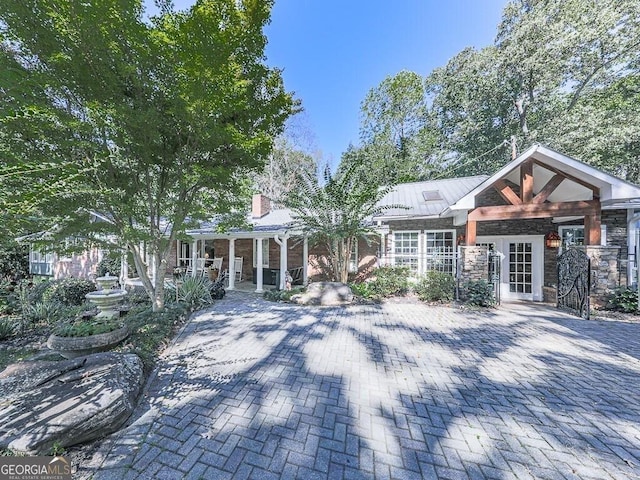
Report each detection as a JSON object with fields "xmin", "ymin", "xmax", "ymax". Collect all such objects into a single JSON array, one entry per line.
[
  {"xmin": 350, "ymin": 281, "xmax": 374, "ymax": 299},
  {"xmin": 96, "ymin": 255, "xmax": 122, "ymax": 277},
  {"xmin": 177, "ymin": 275, "xmax": 213, "ymax": 310},
  {"xmin": 41, "ymin": 278, "xmax": 96, "ymax": 306},
  {"xmin": 369, "ymin": 266, "xmax": 410, "ymax": 298},
  {"xmin": 23, "ymin": 301, "xmax": 63, "ymax": 324},
  {"xmin": 54, "ymin": 318, "xmax": 122, "ymax": 337},
  {"xmin": 120, "ymin": 303, "xmax": 188, "ymax": 372},
  {"xmin": 263, "ymin": 287, "xmax": 305, "ymax": 302},
  {"xmin": 605, "ymin": 287, "xmax": 638, "ymax": 313},
  {"xmin": 415, "ymin": 271, "xmax": 455, "ymax": 303},
  {"xmin": 0, "ymin": 318, "xmax": 14, "ymax": 340},
  {"xmin": 27, "ymin": 279, "xmax": 53, "ymax": 305},
  {"xmin": 461, "ymin": 280, "xmax": 496, "ymax": 307}
]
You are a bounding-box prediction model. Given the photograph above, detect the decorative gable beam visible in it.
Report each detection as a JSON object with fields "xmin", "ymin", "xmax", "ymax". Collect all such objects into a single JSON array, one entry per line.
[
  {"xmin": 532, "ymin": 174, "xmax": 564, "ymax": 204},
  {"xmin": 520, "ymin": 160, "xmax": 534, "ymax": 203},
  {"xmin": 533, "ymin": 160, "xmax": 600, "ymax": 198},
  {"xmin": 468, "ymin": 200, "xmax": 598, "ymax": 221},
  {"xmin": 494, "ymin": 180, "xmax": 522, "ymax": 205}
]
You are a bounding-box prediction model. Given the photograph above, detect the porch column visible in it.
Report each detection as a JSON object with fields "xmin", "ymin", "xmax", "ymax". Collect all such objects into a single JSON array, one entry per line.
[
  {"xmin": 255, "ymin": 238, "xmax": 264, "ymax": 293},
  {"xmin": 302, "ymin": 236, "xmax": 309, "ymax": 285},
  {"xmin": 191, "ymin": 240, "xmax": 197, "ymax": 277},
  {"xmin": 120, "ymin": 251, "xmax": 128, "ymax": 286},
  {"xmin": 279, "ymin": 236, "xmax": 288, "ymax": 290},
  {"xmin": 228, "ymin": 239, "xmax": 236, "ymax": 290},
  {"xmin": 466, "ymin": 220, "xmax": 477, "ymax": 246},
  {"xmin": 584, "ymin": 209, "xmax": 601, "ymax": 245}
]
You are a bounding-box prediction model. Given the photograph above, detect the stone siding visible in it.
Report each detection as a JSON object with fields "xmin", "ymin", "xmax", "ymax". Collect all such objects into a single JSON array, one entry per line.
[
  {"xmin": 459, "ymin": 246, "xmax": 489, "ymax": 284},
  {"xmin": 576, "ymin": 245, "xmax": 621, "ymax": 308}
]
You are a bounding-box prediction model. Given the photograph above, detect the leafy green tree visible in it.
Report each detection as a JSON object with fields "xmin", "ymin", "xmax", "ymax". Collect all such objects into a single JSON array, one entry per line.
[
  {"xmin": 426, "ymin": 0, "xmax": 640, "ymax": 179},
  {"xmin": 357, "ymin": 70, "xmax": 438, "ymax": 183},
  {"xmin": 0, "ymin": 0, "xmax": 294, "ymax": 311},
  {"xmin": 285, "ymin": 155, "xmax": 403, "ymax": 283}
]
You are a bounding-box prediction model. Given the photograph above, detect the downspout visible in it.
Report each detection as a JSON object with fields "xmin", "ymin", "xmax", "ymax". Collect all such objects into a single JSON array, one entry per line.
[{"xmin": 629, "ymin": 210, "xmax": 640, "ymax": 312}]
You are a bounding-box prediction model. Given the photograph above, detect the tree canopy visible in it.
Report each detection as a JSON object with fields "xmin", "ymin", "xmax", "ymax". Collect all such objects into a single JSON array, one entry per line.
[
  {"xmin": 0, "ymin": 0, "xmax": 295, "ymax": 310},
  {"xmin": 355, "ymin": 0, "xmax": 640, "ymax": 183}
]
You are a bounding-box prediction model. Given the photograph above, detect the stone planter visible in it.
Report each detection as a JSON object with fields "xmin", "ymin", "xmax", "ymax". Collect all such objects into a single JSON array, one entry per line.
[{"xmin": 47, "ymin": 325, "xmax": 129, "ymax": 359}]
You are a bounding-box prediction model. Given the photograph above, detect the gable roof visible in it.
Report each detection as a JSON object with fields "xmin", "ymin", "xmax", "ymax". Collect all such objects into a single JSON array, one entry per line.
[{"xmin": 448, "ymin": 144, "xmax": 640, "ymax": 212}]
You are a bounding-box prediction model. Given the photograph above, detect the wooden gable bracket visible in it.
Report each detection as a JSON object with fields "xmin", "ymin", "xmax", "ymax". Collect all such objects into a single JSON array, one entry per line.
[
  {"xmin": 533, "ymin": 160, "xmax": 600, "ymax": 199},
  {"xmin": 532, "ymin": 174, "xmax": 564, "ymax": 204},
  {"xmin": 493, "ymin": 179, "xmax": 522, "ymax": 205}
]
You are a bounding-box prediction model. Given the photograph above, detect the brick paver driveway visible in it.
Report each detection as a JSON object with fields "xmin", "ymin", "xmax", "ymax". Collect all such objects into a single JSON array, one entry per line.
[{"xmin": 89, "ymin": 292, "xmax": 640, "ymax": 480}]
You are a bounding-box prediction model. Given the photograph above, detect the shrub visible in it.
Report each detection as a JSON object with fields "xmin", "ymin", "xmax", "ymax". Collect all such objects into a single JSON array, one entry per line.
[
  {"xmin": 42, "ymin": 278, "xmax": 96, "ymax": 306},
  {"xmin": 460, "ymin": 280, "xmax": 496, "ymax": 307},
  {"xmin": 0, "ymin": 318, "xmax": 14, "ymax": 340},
  {"xmin": 605, "ymin": 287, "xmax": 638, "ymax": 313},
  {"xmin": 54, "ymin": 317, "xmax": 122, "ymax": 337},
  {"xmin": 177, "ymin": 275, "xmax": 213, "ymax": 310},
  {"xmin": 96, "ymin": 255, "xmax": 122, "ymax": 277},
  {"xmin": 350, "ymin": 281, "xmax": 374, "ymax": 299},
  {"xmin": 27, "ymin": 279, "xmax": 53, "ymax": 305},
  {"xmin": 369, "ymin": 266, "xmax": 410, "ymax": 298},
  {"xmin": 415, "ymin": 271, "xmax": 455, "ymax": 303},
  {"xmin": 263, "ymin": 287, "xmax": 305, "ymax": 302},
  {"xmin": 120, "ymin": 303, "xmax": 188, "ymax": 372},
  {"xmin": 22, "ymin": 301, "xmax": 63, "ymax": 324}
]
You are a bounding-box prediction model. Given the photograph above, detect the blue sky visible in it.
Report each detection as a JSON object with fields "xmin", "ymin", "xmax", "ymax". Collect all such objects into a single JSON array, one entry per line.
[{"xmin": 151, "ymin": 0, "xmax": 509, "ymax": 165}]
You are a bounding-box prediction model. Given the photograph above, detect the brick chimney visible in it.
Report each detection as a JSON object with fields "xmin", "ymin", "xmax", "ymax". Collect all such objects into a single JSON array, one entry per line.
[{"xmin": 252, "ymin": 194, "xmax": 271, "ymax": 218}]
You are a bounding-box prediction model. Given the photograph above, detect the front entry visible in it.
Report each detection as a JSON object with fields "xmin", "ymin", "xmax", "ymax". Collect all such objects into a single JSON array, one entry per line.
[{"xmin": 477, "ymin": 235, "xmax": 544, "ymax": 301}]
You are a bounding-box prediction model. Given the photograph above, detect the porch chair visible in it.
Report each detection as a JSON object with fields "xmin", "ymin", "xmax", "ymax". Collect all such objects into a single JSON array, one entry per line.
[
  {"xmin": 234, "ymin": 257, "xmax": 243, "ymax": 282},
  {"xmin": 212, "ymin": 257, "xmax": 223, "ymax": 272}
]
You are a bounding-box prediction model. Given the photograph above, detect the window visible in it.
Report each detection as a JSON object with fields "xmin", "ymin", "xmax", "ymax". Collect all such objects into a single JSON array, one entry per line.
[
  {"xmin": 394, "ymin": 232, "xmax": 419, "ymax": 272},
  {"xmin": 177, "ymin": 241, "xmax": 191, "ymax": 267},
  {"xmin": 30, "ymin": 247, "xmax": 54, "ymax": 276},
  {"xmin": 349, "ymin": 240, "xmax": 358, "ymax": 273},
  {"xmin": 425, "ymin": 230, "xmax": 456, "ymax": 273},
  {"xmin": 558, "ymin": 225, "xmax": 606, "ymax": 250},
  {"xmin": 253, "ymin": 239, "xmax": 269, "ymax": 268}
]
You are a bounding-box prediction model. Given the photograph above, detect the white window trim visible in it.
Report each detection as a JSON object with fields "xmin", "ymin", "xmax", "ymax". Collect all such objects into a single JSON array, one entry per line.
[
  {"xmin": 392, "ymin": 230, "xmax": 421, "ymax": 273},
  {"xmin": 558, "ymin": 224, "xmax": 606, "ymax": 253},
  {"xmin": 424, "ymin": 229, "xmax": 457, "ymax": 275},
  {"xmin": 30, "ymin": 246, "xmax": 54, "ymax": 276},
  {"xmin": 253, "ymin": 238, "xmax": 269, "ymax": 268}
]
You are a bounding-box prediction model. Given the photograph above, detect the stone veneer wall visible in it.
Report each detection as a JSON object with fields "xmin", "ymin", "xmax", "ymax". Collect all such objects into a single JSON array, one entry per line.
[
  {"xmin": 575, "ymin": 245, "xmax": 620, "ymax": 308},
  {"xmin": 458, "ymin": 246, "xmax": 489, "ymax": 284}
]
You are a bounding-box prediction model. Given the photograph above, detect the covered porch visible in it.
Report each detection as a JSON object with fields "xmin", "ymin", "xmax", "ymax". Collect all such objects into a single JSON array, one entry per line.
[{"xmin": 176, "ymin": 228, "xmax": 309, "ymax": 292}]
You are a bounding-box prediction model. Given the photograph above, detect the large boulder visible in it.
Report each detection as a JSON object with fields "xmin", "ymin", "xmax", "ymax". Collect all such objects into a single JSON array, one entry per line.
[
  {"xmin": 0, "ymin": 352, "xmax": 143, "ymax": 454},
  {"xmin": 291, "ymin": 281, "xmax": 353, "ymax": 306}
]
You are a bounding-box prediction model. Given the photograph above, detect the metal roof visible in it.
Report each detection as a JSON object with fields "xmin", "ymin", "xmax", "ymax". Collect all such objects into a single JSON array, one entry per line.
[{"xmin": 374, "ymin": 175, "xmax": 489, "ymax": 219}]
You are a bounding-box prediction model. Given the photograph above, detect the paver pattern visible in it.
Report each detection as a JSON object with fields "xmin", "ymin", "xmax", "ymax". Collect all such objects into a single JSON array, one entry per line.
[{"xmin": 88, "ymin": 293, "xmax": 640, "ymax": 479}]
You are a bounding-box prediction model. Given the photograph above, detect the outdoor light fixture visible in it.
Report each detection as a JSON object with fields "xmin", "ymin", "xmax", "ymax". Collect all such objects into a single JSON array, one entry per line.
[
  {"xmin": 457, "ymin": 234, "xmax": 466, "ymax": 246},
  {"xmin": 545, "ymin": 231, "xmax": 562, "ymax": 249}
]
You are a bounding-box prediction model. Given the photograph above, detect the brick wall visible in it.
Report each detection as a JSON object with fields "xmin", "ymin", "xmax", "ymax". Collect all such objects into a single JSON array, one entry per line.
[{"xmin": 54, "ymin": 247, "xmax": 103, "ymax": 280}]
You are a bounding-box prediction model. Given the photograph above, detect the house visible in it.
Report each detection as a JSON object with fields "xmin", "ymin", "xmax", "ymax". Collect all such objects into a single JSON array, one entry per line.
[{"xmin": 25, "ymin": 145, "xmax": 640, "ymax": 307}]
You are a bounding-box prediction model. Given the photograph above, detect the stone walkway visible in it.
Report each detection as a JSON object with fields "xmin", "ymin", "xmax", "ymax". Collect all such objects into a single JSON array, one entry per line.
[{"xmin": 86, "ymin": 293, "xmax": 640, "ymax": 479}]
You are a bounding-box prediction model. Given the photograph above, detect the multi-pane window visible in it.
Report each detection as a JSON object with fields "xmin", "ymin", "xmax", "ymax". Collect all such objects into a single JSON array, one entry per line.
[
  {"xmin": 30, "ymin": 247, "xmax": 54, "ymax": 276},
  {"xmin": 558, "ymin": 225, "xmax": 606, "ymax": 251},
  {"xmin": 425, "ymin": 231, "xmax": 455, "ymax": 273},
  {"xmin": 509, "ymin": 242, "xmax": 532, "ymax": 294},
  {"xmin": 394, "ymin": 232, "xmax": 419, "ymax": 272}
]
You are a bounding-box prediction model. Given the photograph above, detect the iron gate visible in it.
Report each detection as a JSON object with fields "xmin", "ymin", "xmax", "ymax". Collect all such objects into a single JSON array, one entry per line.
[
  {"xmin": 557, "ymin": 248, "xmax": 591, "ymax": 319},
  {"xmin": 488, "ymin": 251, "xmax": 502, "ymax": 305}
]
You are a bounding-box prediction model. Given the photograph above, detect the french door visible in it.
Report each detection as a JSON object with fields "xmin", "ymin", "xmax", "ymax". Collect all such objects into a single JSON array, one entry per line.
[{"xmin": 477, "ymin": 235, "xmax": 544, "ymax": 301}]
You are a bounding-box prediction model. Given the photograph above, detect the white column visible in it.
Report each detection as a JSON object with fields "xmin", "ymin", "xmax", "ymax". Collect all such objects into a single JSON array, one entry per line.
[
  {"xmin": 279, "ymin": 236, "xmax": 288, "ymax": 290},
  {"xmin": 256, "ymin": 238, "xmax": 264, "ymax": 293},
  {"xmin": 228, "ymin": 238, "xmax": 236, "ymax": 290},
  {"xmin": 120, "ymin": 251, "xmax": 128, "ymax": 286},
  {"xmin": 302, "ymin": 236, "xmax": 309, "ymax": 285},
  {"xmin": 191, "ymin": 240, "xmax": 197, "ymax": 277}
]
